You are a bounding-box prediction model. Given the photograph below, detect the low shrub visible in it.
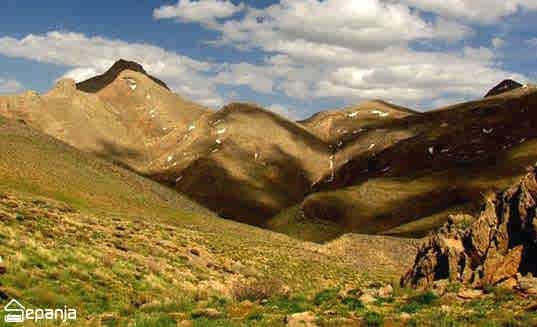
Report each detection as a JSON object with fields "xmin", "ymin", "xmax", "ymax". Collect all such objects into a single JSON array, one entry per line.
[
  {"xmin": 313, "ymin": 288, "xmax": 339, "ymax": 306},
  {"xmin": 231, "ymin": 277, "xmax": 287, "ymax": 301},
  {"xmin": 363, "ymin": 311, "xmax": 384, "ymax": 327}
]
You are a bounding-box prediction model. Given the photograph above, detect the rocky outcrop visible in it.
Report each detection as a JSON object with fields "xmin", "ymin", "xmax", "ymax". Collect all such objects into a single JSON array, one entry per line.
[
  {"xmin": 76, "ymin": 59, "xmax": 169, "ymax": 92},
  {"xmin": 402, "ymin": 167, "xmax": 537, "ymax": 289},
  {"xmin": 485, "ymin": 79, "xmax": 523, "ymax": 97}
]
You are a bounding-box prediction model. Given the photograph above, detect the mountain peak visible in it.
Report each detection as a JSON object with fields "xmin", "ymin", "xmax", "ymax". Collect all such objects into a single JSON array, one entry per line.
[
  {"xmin": 485, "ymin": 79, "xmax": 523, "ymax": 98},
  {"xmin": 76, "ymin": 59, "xmax": 170, "ymax": 93}
]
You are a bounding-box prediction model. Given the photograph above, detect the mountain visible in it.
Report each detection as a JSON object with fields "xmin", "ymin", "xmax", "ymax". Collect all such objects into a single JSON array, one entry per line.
[
  {"xmin": 299, "ymin": 99, "xmax": 418, "ymax": 143},
  {"xmin": 148, "ymin": 102, "xmax": 330, "ymax": 224},
  {"xmin": 76, "ymin": 59, "xmax": 170, "ymax": 92},
  {"xmin": 1, "ymin": 63, "xmax": 535, "ymax": 325},
  {"xmin": 2, "ymin": 61, "xmax": 537, "ymax": 244},
  {"xmin": 0, "ymin": 60, "xmax": 209, "ymax": 171},
  {"xmin": 270, "ymin": 83, "xmax": 537, "ymax": 241},
  {"xmin": 485, "ymin": 79, "xmax": 523, "ymax": 97}
]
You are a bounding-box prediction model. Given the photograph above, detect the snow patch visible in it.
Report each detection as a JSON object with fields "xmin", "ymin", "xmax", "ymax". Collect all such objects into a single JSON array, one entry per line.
[
  {"xmin": 124, "ymin": 77, "xmax": 137, "ymax": 91},
  {"xmin": 347, "ymin": 111, "xmax": 359, "ymax": 118},
  {"xmin": 371, "ymin": 110, "xmax": 389, "ymax": 117}
]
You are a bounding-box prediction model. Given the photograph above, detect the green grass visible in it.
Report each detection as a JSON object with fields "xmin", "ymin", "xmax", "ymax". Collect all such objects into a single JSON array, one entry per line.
[
  {"xmin": 313, "ymin": 288, "xmax": 339, "ymax": 306},
  {"xmin": 0, "ymin": 119, "xmax": 364, "ymax": 325},
  {"xmin": 400, "ymin": 291, "xmax": 439, "ymax": 314},
  {"xmin": 363, "ymin": 311, "xmax": 384, "ymax": 327}
]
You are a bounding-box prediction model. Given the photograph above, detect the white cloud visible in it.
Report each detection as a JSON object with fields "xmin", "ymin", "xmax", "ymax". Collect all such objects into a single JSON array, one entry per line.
[
  {"xmin": 214, "ymin": 63, "xmax": 274, "ymax": 93},
  {"xmin": 267, "ymin": 104, "xmax": 298, "ymax": 120},
  {"xmin": 431, "ymin": 17, "xmax": 474, "ymax": 42},
  {"xmin": 0, "ymin": 78, "xmax": 23, "ymax": 94},
  {"xmin": 62, "ymin": 67, "xmax": 100, "ymax": 82},
  {"xmin": 492, "ymin": 37, "xmax": 506, "ymax": 49},
  {"xmin": 163, "ymin": 0, "xmax": 523, "ymax": 108},
  {"xmin": 211, "ymin": 0, "xmax": 471, "ymax": 55},
  {"xmin": 0, "ymin": 31, "xmax": 224, "ymax": 107},
  {"xmin": 153, "ymin": 0, "xmax": 244, "ymax": 25},
  {"xmin": 398, "ymin": 0, "xmax": 537, "ymax": 23}
]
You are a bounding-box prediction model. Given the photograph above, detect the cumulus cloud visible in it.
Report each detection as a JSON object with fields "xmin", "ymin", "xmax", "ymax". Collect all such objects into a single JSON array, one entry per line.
[
  {"xmin": 213, "ymin": 63, "xmax": 274, "ymax": 93},
  {"xmin": 0, "ymin": 31, "xmax": 224, "ymax": 107},
  {"xmin": 0, "ymin": 78, "xmax": 23, "ymax": 94},
  {"xmin": 267, "ymin": 104, "xmax": 298, "ymax": 120},
  {"xmin": 0, "ymin": 0, "xmax": 530, "ymax": 113},
  {"xmin": 492, "ymin": 37, "xmax": 506, "ymax": 49},
  {"xmin": 210, "ymin": 0, "xmax": 472, "ymax": 55},
  {"xmin": 161, "ymin": 0, "xmax": 523, "ymax": 108},
  {"xmin": 398, "ymin": 0, "xmax": 537, "ymax": 23},
  {"xmin": 153, "ymin": 0, "xmax": 244, "ymax": 25}
]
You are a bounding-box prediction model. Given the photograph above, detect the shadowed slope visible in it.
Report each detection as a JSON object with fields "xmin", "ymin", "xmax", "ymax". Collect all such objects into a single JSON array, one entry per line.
[
  {"xmin": 148, "ymin": 102, "xmax": 331, "ymax": 224},
  {"xmin": 270, "ymin": 86, "xmax": 537, "ymax": 241}
]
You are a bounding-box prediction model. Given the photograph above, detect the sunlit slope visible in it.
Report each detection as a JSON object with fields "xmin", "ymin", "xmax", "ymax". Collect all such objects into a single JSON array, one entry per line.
[{"xmin": 0, "ymin": 60, "xmax": 209, "ymax": 172}]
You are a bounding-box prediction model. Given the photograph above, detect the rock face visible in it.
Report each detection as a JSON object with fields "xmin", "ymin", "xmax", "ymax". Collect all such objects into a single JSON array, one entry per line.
[
  {"xmin": 76, "ymin": 59, "xmax": 170, "ymax": 92},
  {"xmin": 402, "ymin": 167, "xmax": 537, "ymax": 289},
  {"xmin": 485, "ymin": 79, "xmax": 523, "ymax": 97}
]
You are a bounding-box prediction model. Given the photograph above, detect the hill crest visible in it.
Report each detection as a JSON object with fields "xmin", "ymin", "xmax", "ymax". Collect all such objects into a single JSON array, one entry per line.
[{"xmin": 76, "ymin": 59, "xmax": 170, "ymax": 93}]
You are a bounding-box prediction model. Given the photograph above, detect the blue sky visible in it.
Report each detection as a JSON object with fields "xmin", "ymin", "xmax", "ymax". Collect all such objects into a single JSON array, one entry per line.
[{"xmin": 0, "ymin": 0, "xmax": 536, "ymax": 119}]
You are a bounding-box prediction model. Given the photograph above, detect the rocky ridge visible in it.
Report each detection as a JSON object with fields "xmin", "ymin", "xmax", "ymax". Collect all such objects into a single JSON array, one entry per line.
[{"xmin": 402, "ymin": 166, "xmax": 537, "ymax": 292}]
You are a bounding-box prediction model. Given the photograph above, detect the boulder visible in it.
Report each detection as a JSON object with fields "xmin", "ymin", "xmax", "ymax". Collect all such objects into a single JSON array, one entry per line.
[
  {"xmin": 378, "ymin": 285, "xmax": 393, "ymax": 298},
  {"xmin": 359, "ymin": 294, "xmax": 376, "ymax": 305},
  {"xmin": 457, "ymin": 289, "xmax": 484, "ymax": 300},
  {"xmin": 286, "ymin": 311, "xmax": 317, "ymax": 327},
  {"xmin": 518, "ymin": 274, "xmax": 537, "ymax": 295},
  {"xmin": 402, "ymin": 168, "xmax": 537, "ymax": 290}
]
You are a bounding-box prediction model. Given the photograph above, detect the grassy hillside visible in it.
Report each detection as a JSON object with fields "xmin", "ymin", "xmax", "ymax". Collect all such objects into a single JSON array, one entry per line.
[{"xmin": 0, "ymin": 118, "xmax": 367, "ymax": 325}]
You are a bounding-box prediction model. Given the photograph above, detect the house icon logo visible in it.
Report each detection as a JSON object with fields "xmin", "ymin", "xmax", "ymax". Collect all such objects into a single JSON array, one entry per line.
[{"xmin": 4, "ymin": 299, "xmax": 25, "ymax": 323}]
